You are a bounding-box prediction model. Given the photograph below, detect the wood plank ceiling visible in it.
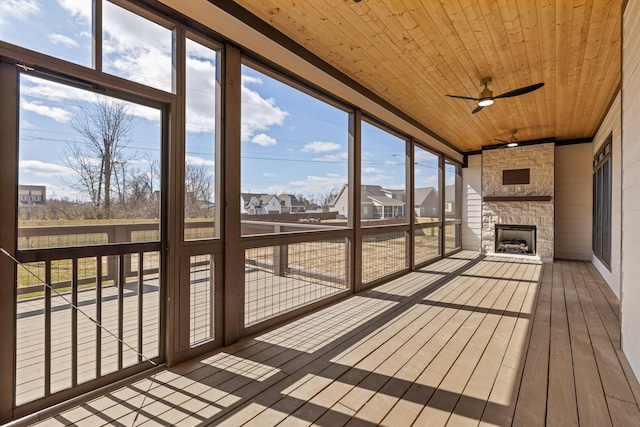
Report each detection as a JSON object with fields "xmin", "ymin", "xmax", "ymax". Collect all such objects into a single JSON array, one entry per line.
[{"xmin": 231, "ymin": 0, "xmax": 621, "ymax": 153}]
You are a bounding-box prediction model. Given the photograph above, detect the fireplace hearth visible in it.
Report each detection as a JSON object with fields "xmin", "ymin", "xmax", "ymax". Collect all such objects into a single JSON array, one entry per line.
[{"xmin": 495, "ymin": 225, "xmax": 536, "ymax": 256}]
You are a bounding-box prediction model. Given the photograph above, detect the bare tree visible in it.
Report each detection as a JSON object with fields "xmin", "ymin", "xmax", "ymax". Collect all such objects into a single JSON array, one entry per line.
[
  {"xmin": 64, "ymin": 96, "xmax": 136, "ymax": 218},
  {"xmin": 126, "ymin": 157, "xmax": 160, "ymax": 219},
  {"xmin": 184, "ymin": 161, "xmax": 215, "ymax": 219}
]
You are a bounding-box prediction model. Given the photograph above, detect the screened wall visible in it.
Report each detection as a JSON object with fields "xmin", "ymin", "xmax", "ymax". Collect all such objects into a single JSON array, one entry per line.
[{"xmin": 0, "ymin": 0, "xmax": 462, "ymax": 421}]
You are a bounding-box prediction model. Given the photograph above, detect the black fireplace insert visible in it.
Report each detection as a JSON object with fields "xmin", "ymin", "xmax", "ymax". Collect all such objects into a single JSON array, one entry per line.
[{"xmin": 495, "ymin": 224, "xmax": 536, "ymax": 255}]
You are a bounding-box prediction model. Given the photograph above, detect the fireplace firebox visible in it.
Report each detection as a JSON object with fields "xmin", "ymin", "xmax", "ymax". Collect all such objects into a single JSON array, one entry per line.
[{"xmin": 495, "ymin": 224, "xmax": 536, "ymax": 255}]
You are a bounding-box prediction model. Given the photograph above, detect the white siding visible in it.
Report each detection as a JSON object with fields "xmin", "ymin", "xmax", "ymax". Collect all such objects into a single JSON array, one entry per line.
[
  {"xmin": 622, "ymin": 0, "xmax": 640, "ymax": 383},
  {"xmin": 462, "ymin": 154, "xmax": 481, "ymax": 251},
  {"xmin": 554, "ymin": 144, "xmax": 592, "ymax": 260}
]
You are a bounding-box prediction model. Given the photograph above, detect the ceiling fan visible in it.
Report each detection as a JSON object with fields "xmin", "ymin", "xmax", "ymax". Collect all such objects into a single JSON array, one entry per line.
[
  {"xmin": 495, "ymin": 129, "xmax": 519, "ymax": 148},
  {"xmin": 447, "ymin": 78, "xmax": 544, "ymax": 114}
]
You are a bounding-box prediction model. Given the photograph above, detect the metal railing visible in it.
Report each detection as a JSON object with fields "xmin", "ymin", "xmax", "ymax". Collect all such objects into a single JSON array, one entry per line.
[{"xmin": 14, "ymin": 242, "xmax": 162, "ymax": 406}]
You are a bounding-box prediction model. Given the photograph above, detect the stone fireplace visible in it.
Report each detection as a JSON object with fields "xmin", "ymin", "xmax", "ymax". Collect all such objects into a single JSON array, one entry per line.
[{"xmin": 482, "ymin": 143, "xmax": 554, "ymax": 261}]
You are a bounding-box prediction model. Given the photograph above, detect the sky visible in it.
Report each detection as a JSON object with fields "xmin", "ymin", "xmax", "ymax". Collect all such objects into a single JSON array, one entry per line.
[{"xmin": 1, "ymin": 0, "xmax": 443, "ymax": 204}]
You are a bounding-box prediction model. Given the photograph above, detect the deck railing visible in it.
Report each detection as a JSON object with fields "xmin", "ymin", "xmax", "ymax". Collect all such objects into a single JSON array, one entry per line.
[{"xmin": 16, "ymin": 220, "xmax": 345, "ymax": 295}]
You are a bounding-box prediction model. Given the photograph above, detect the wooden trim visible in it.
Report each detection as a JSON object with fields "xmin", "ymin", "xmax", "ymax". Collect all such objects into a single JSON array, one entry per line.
[
  {"xmin": 0, "ymin": 41, "xmax": 175, "ymax": 106},
  {"xmin": 482, "ymin": 137, "xmax": 556, "ymax": 151},
  {"xmin": 483, "ymin": 196, "xmax": 552, "ymax": 202},
  {"xmin": 0, "ymin": 62, "xmax": 18, "ymax": 424},
  {"xmin": 351, "ymin": 110, "xmax": 362, "ymax": 292},
  {"xmin": 238, "ymin": 229, "xmax": 352, "ymax": 250},
  {"xmin": 92, "ymin": 0, "xmax": 102, "ymax": 71},
  {"xmin": 170, "ymin": 26, "xmax": 190, "ymax": 358},
  {"xmin": 160, "ymin": 99, "xmax": 174, "ymax": 368},
  {"xmin": 360, "ymin": 224, "xmax": 411, "ymax": 236},
  {"xmin": 409, "ymin": 139, "xmax": 416, "ymax": 270},
  {"xmin": 555, "ymin": 138, "xmax": 595, "ymax": 147},
  {"xmin": 16, "ymin": 242, "xmax": 162, "ymax": 263},
  {"xmin": 439, "ymin": 156, "xmax": 445, "ymax": 256},
  {"xmin": 222, "ymin": 45, "xmax": 243, "ymax": 346}
]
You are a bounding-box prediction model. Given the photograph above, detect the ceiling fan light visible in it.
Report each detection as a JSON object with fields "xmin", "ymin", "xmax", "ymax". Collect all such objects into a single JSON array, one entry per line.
[
  {"xmin": 507, "ymin": 142, "xmax": 518, "ymax": 148},
  {"xmin": 478, "ymin": 99, "xmax": 494, "ymax": 107}
]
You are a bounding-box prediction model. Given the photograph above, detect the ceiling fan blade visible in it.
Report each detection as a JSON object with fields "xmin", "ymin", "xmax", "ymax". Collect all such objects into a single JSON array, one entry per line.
[
  {"xmin": 472, "ymin": 105, "xmax": 484, "ymax": 114},
  {"xmin": 446, "ymin": 94, "xmax": 480, "ymax": 101},
  {"xmin": 494, "ymin": 139, "xmax": 510, "ymax": 143},
  {"xmin": 494, "ymin": 82, "xmax": 544, "ymax": 99}
]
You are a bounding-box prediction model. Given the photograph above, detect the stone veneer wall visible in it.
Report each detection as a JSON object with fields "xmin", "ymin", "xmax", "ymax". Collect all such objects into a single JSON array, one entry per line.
[{"xmin": 482, "ymin": 143, "xmax": 555, "ymax": 261}]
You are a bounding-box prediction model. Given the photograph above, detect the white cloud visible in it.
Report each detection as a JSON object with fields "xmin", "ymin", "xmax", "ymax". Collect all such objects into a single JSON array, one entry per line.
[
  {"xmin": 239, "ymin": 73, "xmax": 288, "ymax": 141},
  {"xmin": 186, "ymin": 155, "xmax": 215, "ymax": 167},
  {"xmin": 242, "ymin": 75, "xmax": 263, "ymax": 86},
  {"xmin": 19, "ymin": 160, "xmax": 74, "ymax": 177},
  {"xmin": 57, "ymin": 0, "xmax": 91, "ymax": 22},
  {"xmin": 21, "ymin": 75, "xmax": 94, "ymax": 103},
  {"xmin": 21, "ymin": 100, "xmax": 73, "ymax": 123},
  {"xmin": 363, "ymin": 167, "xmax": 384, "ymax": 174},
  {"xmin": 363, "ymin": 174, "xmax": 393, "ymax": 183},
  {"xmin": 187, "ymin": 40, "xmax": 218, "ymax": 61},
  {"xmin": 251, "ymin": 133, "xmax": 277, "ymax": 147},
  {"xmin": 130, "ymin": 103, "xmax": 161, "ymax": 122},
  {"xmin": 103, "ymin": 2, "xmax": 170, "ymax": 54},
  {"xmin": 21, "ymin": 77, "xmax": 161, "ymax": 123},
  {"xmin": 313, "ymin": 152, "xmax": 349, "ymax": 162},
  {"xmin": 263, "ymin": 172, "xmax": 276, "ymax": 177},
  {"xmin": 301, "ymin": 141, "xmax": 341, "ymax": 153},
  {"xmin": 49, "ymin": 33, "xmax": 79, "ymax": 47},
  {"xmin": 241, "ymin": 85, "xmax": 288, "ymax": 142},
  {"xmin": 97, "ymin": 1, "xmax": 173, "ymax": 92},
  {"xmin": 0, "ymin": 0, "xmax": 39, "ymax": 22},
  {"xmin": 266, "ymin": 174, "xmax": 347, "ymax": 195},
  {"xmin": 185, "ymin": 55, "xmax": 217, "ymax": 133},
  {"xmin": 105, "ymin": 46, "xmax": 172, "ymax": 92}
]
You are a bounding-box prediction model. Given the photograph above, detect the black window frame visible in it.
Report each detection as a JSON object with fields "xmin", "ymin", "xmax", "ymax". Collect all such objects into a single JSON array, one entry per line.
[{"xmin": 592, "ymin": 135, "xmax": 612, "ymax": 269}]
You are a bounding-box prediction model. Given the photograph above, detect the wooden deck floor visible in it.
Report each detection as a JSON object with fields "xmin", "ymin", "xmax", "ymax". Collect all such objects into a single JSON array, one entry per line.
[{"xmin": 29, "ymin": 252, "xmax": 640, "ymax": 426}]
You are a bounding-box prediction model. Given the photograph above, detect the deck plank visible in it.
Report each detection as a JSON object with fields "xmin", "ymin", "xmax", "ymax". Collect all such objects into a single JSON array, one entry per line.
[
  {"xmin": 478, "ymin": 264, "xmax": 541, "ymax": 427},
  {"xmin": 562, "ymin": 262, "xmax": 612, "ymax": 427},
  {"xmin": 512, "ymin": 261, "xmax": 553, "ymax": 426},
  {"xmin": 28, "ymin": 255, "xmax": 640, "ymax": 427},
  {"xmin": 545, "ymin": 262, "xmax": 579, "ymax": 426},
  {"xmin": 377, "ymin": 259, "xmax": 521, "ymax": 426},
  {"xmin": 448, "ymin": 263, "xmax": 539, "ymax": 427},
  {"xmin": 414, "ymin": 262, "xmax": 531, "ymax": 426},
  {"xmin": 570, "ymin": 262, "xmax": 636, "ymax": 404}
]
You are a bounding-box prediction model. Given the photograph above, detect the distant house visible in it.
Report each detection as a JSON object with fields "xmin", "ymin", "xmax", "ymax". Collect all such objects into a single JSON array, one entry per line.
[
  {"xmin": 329, "ymin": 184, "xmax": 406, "ymax": 219},
  {"xmin": 445, "ymin": 184, "xmax": 457, "ymax": 218},
  {"xmin": 241, "ymin": 193, "xmax": 283, "ymax": 215},
  {"xmin": 414, "ymin": 187, "xmax": 438, "ymax": 218},
  {"xmin": 18, "ymin": 185, "xmax": 46, "ymax": 205},
  {"xmin": 380, "ymin": 188, "xmax": 405, "ymax": 202},
  {"xmin": 278, "ymin": 194, "xmax": 306, "ymax": 213},
  {"xmin": 306, "ymin": 203, "xmax": 323, "ymax": 213}
]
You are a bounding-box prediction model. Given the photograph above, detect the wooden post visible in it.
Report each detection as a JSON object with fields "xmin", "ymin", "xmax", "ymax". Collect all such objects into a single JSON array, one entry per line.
[
  {"xmin": 0, "ymin": 62, "xmax": 18, "ymax": 424},
  {"xmin": 223, "ymin": 45, "xmax": 243, "ymax": 345},
  {"xmin": 350, "ymin": 110, "xmax": 362, "ymax": 292}
]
